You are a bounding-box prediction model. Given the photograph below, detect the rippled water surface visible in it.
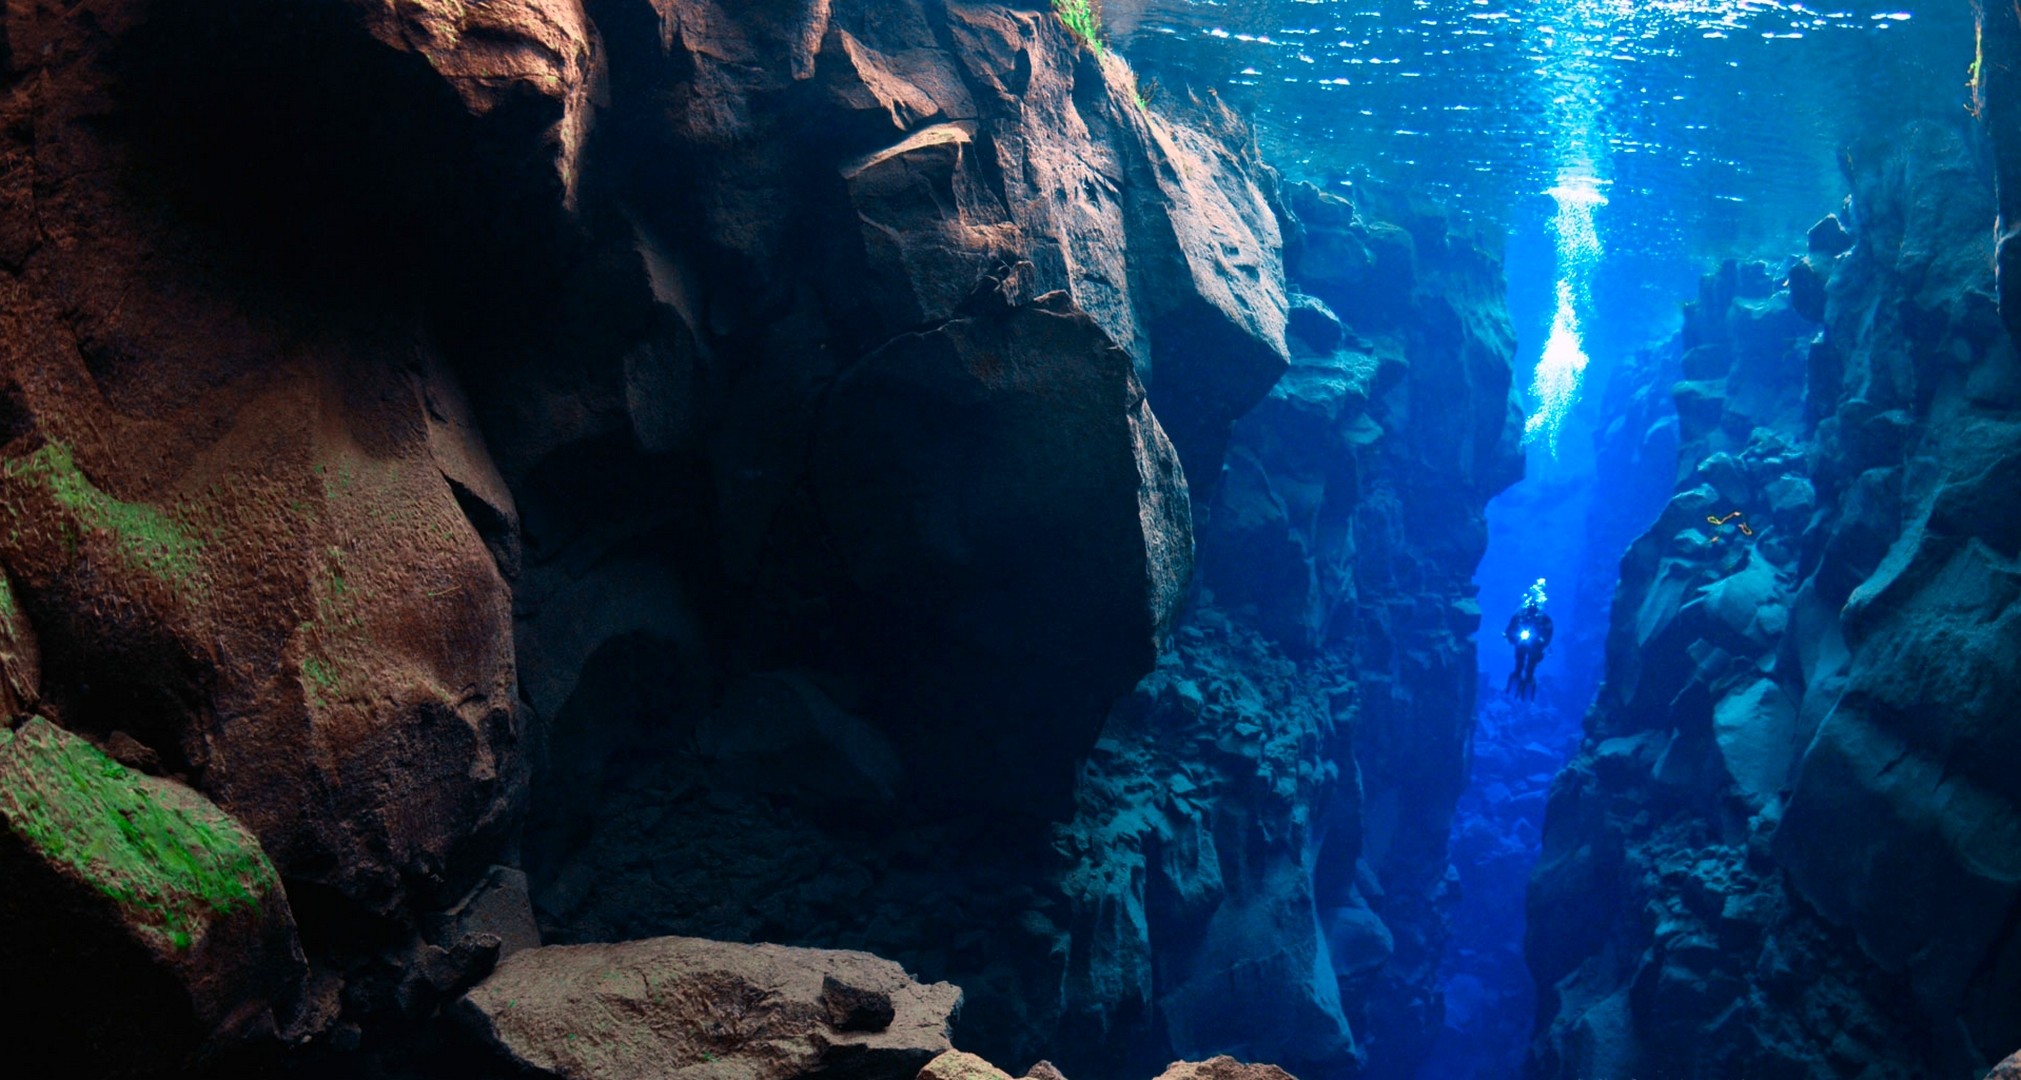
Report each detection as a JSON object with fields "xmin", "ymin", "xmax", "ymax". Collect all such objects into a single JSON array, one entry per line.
[{"xmin": 1114, "ymin": 0, "xmax": 1977, "ymax": 260}]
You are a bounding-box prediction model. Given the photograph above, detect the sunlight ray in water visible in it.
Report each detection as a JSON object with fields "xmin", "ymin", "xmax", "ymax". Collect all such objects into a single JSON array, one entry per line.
[{"xmin": 1524, "ymin": 278, "xmax": 1593, "ymax": 453}]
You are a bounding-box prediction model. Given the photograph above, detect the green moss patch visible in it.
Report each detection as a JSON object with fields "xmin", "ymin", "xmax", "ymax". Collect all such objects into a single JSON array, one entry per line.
[
  {"xmin": 1052, "ymin": 0, "xmax": 1104, "ymax": 55},
  {"xmin": 1, "ymin": 442, "xmax": 205, "ymax": 585},
  {"xmin": 0, "ymin": 718, "xmax": 278, "ymax": 951}
]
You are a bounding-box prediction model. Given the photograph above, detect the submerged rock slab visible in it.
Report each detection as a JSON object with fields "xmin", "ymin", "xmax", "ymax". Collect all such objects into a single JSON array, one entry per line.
[
  {"xmin": 0, "ymin": 717, "xmax": 306, "ymax": 1072},
  {"xmin": 455, "ymin": 936, "xmax": 960, "ymax": 1080},
  {"xmin": 1153, "ymin": 1057, "xmax": 1300, "ymax": 1080}
]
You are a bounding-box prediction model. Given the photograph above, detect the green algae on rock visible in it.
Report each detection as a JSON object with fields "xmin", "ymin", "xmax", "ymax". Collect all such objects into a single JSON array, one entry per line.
[
  {"xmin": 0, "ymin": 717, "xmax": 309, "ymax": 1070},
  {"xmin": 0, "ymin": 441, "xmax": 207, "ymax": 588},
  {"xmin": 0, "ymin": 717, "xmax": 278, "ymax": 952}
]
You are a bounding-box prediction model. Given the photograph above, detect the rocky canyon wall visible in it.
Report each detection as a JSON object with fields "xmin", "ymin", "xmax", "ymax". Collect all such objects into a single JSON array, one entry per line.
[
  {"xmin": 0, "ymin": 0, "xmax": 1520, "ymax": 1076},
  {"xmin": 1045, "ymin": 180, "xmax": 1522, "ymax": 1078},
  {"xmin": 1528, "ymin": 115, "xmax": 2021, "ymax": 1079}
]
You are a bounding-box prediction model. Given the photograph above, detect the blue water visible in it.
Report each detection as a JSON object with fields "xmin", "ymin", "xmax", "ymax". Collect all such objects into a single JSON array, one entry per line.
[
  {"xmin": 1106, "ymin": 2, "xmax": 1978, "ymax": 1075},
  {"xmin": 1114, "ymin": 0, "xmax": 1974, "ymax": 261}
]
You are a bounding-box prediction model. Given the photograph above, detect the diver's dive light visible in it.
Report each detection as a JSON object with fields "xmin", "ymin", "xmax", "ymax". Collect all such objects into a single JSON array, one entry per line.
[{"xmin": 1520, "ymin": 630, "xmax": 1532, "ymax": 641}]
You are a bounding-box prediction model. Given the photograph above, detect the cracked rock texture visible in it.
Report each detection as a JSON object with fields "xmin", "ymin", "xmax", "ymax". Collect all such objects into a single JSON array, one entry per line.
[{"xmin": 1528, "ymin": 119, "xmax": 2021, "ymax": 1080}]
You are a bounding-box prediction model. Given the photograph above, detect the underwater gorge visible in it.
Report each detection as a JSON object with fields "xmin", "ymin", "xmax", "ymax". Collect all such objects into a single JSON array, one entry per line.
[{"xmin": 0, "ymin": 1, "xmax": 2015, "ymax": 1078}]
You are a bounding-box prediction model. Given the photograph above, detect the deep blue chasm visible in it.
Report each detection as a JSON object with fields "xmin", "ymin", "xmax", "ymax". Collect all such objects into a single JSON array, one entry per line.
[
  {"xmin": 1112, "ymin": 4, "xmax": 1975, "ymax": 1074},
  {"xmin": 1412, "ymin": 216, "xmax": 1698, "ymax": 1080}
]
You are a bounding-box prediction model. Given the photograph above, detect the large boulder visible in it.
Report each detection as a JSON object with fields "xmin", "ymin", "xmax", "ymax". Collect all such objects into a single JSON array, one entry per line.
[
  {"xmin": 0, "ymin": 717, "xmax": 307, "ymax": 1074},
  {"xmin": 455, "ymin": 936, "xmax": 961, "ymax": 1080}
]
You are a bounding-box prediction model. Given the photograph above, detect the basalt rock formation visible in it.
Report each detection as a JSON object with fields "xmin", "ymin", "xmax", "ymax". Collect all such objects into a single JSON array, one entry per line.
[
  {"xmin": 0, "ymin": 0, "xmax": 1263, "ymax": 1070},
  {"xmin": 1030, "ymin": 179, "xmax": 1520, "ymax": 1078},
  {"xmin": 0, "ymin": 0, "xmax": 1519, "ymax": 1076},
  {"xmin": 1528, "ymin": 118, "xmax": 2021, "ymax": 1079},
  {"xmin": 1095, "ymin": 180, "xmax": 1521, "ymax": 1079},
  {"xmin": 523, "ymin": 149, "xmax": 1519, "ymax": 1080}
]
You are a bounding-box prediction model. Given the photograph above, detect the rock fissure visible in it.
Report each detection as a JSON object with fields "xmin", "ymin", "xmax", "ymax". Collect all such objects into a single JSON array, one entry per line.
[{"xmin": 1527, "ymin": 116, "xmax": 2021, "ymax": 1080}]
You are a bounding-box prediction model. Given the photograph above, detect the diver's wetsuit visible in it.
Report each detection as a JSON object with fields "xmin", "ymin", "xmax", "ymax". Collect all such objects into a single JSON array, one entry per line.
[{"xmin": 1505, "ymin": 606, "xmax": 1554, "ymax": 700}]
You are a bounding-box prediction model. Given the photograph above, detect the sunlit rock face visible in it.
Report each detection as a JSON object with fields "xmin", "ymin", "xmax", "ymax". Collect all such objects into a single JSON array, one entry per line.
[{"xmin": 1528, "ymin": 120, "xmax": 2021, "ymax": 1080}]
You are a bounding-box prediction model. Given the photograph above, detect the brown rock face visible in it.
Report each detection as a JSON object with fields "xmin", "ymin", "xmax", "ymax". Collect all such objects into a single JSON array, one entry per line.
[
  {"xmin": 0, "ymin": 0, "xmax": 1302, "ymax": 1070},
  {"xmin": 1, "ymin": 0, "xmax": 533, "ymax": 1054},
  {"xmin": 1989, "ymin": 1050, "xmax": 2021, "ymax": 1080},
  {"xmin": 0, "ymin": 346, "xmax": 523, "ymax": 917},
  {"xmin": 0, "ymin": 568, "xmax": 37, "ymax": 719},
  {"xmin": 344, "ymin": 0, "xmax": 603, "ymax": 208},
  {"xmin": 454, "ymin": 936, "xmax": 961, "ymax": 1080}
]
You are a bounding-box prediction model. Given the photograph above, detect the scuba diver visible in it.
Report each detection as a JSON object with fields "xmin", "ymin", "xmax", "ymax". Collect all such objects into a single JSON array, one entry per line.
[{"xmin": 1504, "ymin": 578, "xmax": 1553, "ymax": 701}]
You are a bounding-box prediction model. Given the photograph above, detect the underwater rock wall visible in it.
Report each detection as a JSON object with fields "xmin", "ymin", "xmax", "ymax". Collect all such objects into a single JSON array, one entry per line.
[
  {"xmin": 1527, "ymin": 118, "xmax": 2021, "ymax": 1079},
  {"xmin": 0, "ymin": 2, "xmax": 547, "ymax": 1064},
  {"xmin": 0, "ymin": 0, "xmax": 1287, "ymax": 1071},
  {"xmin": 1057, "ymin": 179, "xmax": 1522, "ymax": 1078},
  {"xmin": 1273, "ymin": 183, "xmax": 1525, "ymax": 1078},
  {"xmin": 0, "ymin": 0, "xmax": 1522, "ymax": 1074},
  {"xmin": 519, "ymin": 51, "xmax": 1523, "ymax": 1080}
]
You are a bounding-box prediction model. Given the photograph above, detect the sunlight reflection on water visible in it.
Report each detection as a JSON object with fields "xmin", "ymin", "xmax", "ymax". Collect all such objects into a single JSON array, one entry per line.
[{"xmin": 1119, "ymin": 0, "xmax": 1973, "ymax": 260}]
